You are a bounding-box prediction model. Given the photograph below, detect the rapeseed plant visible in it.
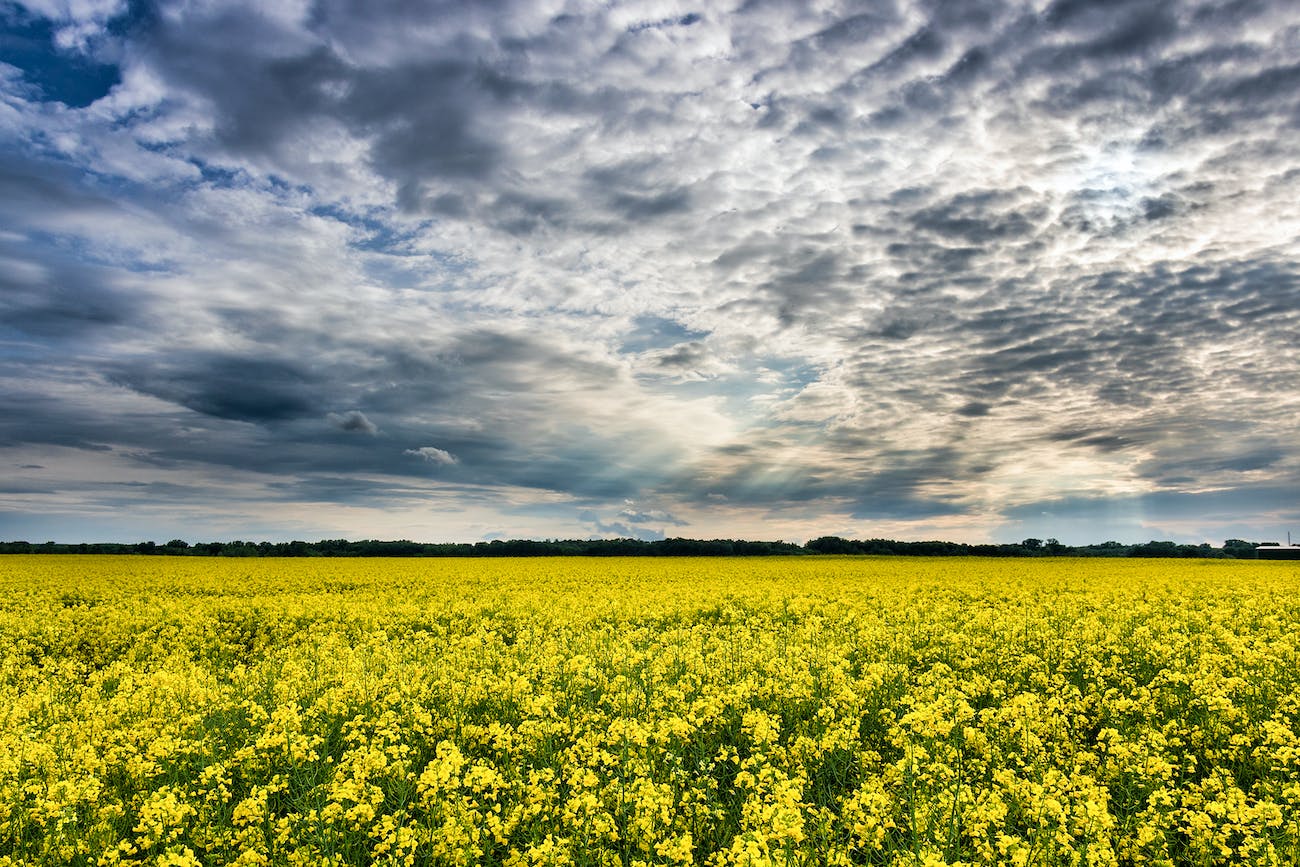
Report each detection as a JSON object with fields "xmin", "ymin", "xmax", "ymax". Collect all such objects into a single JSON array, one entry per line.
[{"xmin": 0, "ymin": 554, "xmax": 1297, "ymax": 865}]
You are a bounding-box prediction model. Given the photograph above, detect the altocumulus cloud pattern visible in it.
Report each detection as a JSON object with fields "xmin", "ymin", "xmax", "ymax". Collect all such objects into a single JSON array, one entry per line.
[{"xmin": 0, "ymin": 0, "xmax": 1298, "ymax": 544}]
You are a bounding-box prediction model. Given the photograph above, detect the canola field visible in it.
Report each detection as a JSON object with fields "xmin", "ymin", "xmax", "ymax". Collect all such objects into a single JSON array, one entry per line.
[{"xmin": 2, "ymin": 555, "xmax": 1300, "ymax": 867}]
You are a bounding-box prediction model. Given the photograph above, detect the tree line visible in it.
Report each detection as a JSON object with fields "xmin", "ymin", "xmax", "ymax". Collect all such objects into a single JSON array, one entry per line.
[{"xmin": 0, "ymin": 536, "xmax": 1278, "ymax": 558}]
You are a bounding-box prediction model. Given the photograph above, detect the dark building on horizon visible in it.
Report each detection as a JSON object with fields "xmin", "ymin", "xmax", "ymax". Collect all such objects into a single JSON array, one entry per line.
[{"xmin": 1257, "ymin": 543, "xmax": 1300, "ymax": 560}]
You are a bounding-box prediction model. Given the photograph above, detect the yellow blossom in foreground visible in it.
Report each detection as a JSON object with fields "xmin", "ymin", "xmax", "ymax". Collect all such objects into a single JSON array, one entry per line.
[{"xmin": 1, "ymin": 554, "xmax": 1298, "ymax": 865}]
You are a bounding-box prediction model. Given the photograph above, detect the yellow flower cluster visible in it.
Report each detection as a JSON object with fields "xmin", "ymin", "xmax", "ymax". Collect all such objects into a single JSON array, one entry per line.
[{"xmin": 1, "ymin": 554, "xmax": 1298, "ymax": 865}]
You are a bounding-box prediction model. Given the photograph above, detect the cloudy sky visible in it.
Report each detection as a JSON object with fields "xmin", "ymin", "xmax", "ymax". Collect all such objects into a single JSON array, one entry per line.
[{"xmin": 2, "ymin": 0, "xmax": 1298, "ymax": 545}]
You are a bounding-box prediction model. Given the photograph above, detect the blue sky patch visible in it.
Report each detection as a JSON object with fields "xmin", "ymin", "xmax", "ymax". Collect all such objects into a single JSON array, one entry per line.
[{"xmin": 0, "ymin": 11, "xmax": 119, "ymax": 107}]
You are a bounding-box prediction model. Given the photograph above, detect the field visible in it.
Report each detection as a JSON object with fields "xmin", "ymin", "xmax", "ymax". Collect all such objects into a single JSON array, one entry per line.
[{"xmin": 2, "ymin": 555, "xmax": 1299, "ymax": 867}]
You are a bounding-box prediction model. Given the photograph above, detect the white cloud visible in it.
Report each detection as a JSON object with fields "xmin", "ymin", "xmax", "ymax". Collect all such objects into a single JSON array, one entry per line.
[{"xmin": 404, "ymin": 446, "xmax": 457, "ymax": 465}]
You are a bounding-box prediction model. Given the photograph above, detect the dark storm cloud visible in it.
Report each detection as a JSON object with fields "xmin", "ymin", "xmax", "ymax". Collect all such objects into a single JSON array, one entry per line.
[
  {"xmin": 126, "ymin": 2, "xmax": 510, "ymax": 211},
  {"xmin": 0, "ymin": 315, "xmax": 677, "ymax": 508},
  {"xmin": 122, "ymin": 0, "xmax": 733, "ymax": 227},
  {"xmin": 0, "ymin": 154, "xmax": 152, "ymax": 337},
  {"xmin": 109, "ymin": 355, "xmax": 320, "ymax": 423},
  {"xmin": 347, "ymin": 62, "xmax": 519, "ymax": 213},
  {"xmin": 0, "ymin": 386, "xmax": 119, "ymax": 451},
  {"xmin": 0, "ymin": 255, "xmax": 135, "ymax": 337}
]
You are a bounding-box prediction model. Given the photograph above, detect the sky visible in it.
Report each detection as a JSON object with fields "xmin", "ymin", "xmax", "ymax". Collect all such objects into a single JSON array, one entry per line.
[{"xmin": 1, "ymin": 0, "xmax": 1298, "ymax": 546}]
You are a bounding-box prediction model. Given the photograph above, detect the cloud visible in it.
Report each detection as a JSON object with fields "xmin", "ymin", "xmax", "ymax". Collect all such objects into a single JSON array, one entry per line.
[
  {"xmin": 405, "ymin": 446, "xmax": 458, "ymax": 466},
  {"xmin": 328, "ymin": 410, "xmax": 378, "ymax": 434},
  {"xmin": 618, "ymin": 506, "xmax": 687, "ymax": 526},
  {"xmin": 582, "ymin": 511, "xmax": 668, "ymax": 542},
  {"xmin": 108, "ymin": 355, "xmax": 319, "ymax": 424},
  {"xmin": 0, "ymin": 0, "xmax": 1298, "ymax": 544},
  {"xmin": 1000, "ymin": 485, "xmax": 1300, "ymax": 545}
]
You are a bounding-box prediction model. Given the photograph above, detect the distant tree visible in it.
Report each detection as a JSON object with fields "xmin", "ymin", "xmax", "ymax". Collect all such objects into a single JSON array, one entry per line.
[
  {"xmin": 1222, "ymin": 539, "xmax": 1258, "ymax": 559},
  {"xmin": 805, "ymin": 536, "xmax": 860, "ymax": 554},
  {"xmin": 1021, "ymin": 538, "xmax": 1043, "ymax": 551},
  {"xmin": 1130, "ymin": 540, "xmax": 1178, "ymax": 558}
]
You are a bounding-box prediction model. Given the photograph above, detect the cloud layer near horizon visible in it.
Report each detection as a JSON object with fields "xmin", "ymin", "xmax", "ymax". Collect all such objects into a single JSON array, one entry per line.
[{"xmin": 2, "ymin": 0, "xmax": 1298, "ymax": 544}]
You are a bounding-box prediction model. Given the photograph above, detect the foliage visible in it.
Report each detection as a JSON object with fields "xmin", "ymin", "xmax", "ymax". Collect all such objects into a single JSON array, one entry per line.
[{"xmin": 3, "ymin": 555, "xmax": 1300, "ymax": 865}]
